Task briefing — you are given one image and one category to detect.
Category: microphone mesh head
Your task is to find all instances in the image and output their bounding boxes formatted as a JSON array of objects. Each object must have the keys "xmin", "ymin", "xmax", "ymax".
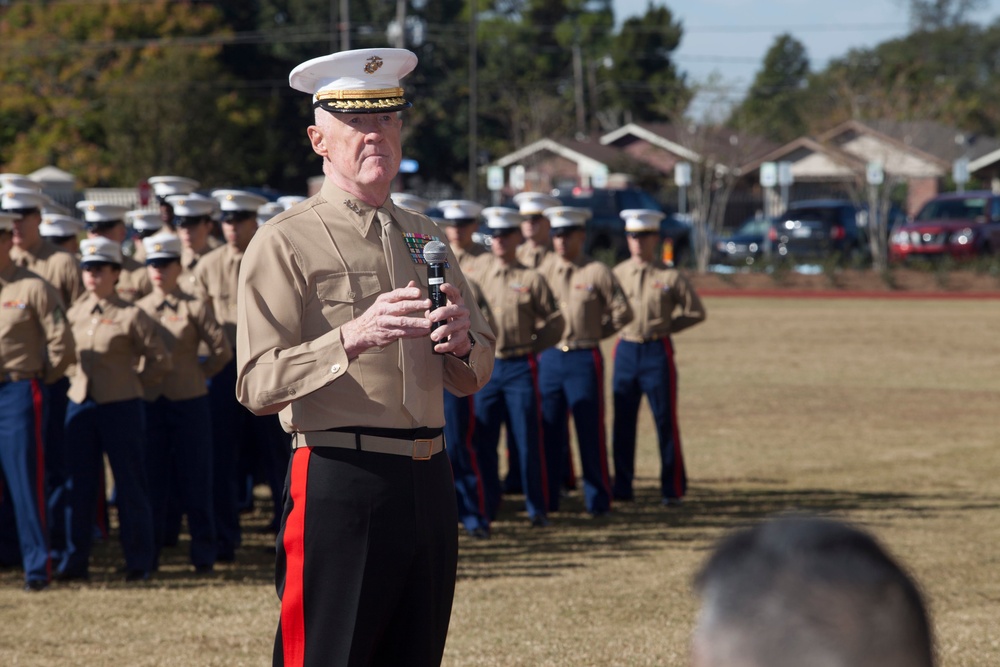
[{"xmin": 422, "ymin": 240, "xmax": 448, "ymax": 264}]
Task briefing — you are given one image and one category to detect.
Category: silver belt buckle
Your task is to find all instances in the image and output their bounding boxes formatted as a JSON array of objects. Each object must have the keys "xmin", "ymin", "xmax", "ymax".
[{"xmin": 412, "ymin": 438, "xmax": 434, "ymax": 460}]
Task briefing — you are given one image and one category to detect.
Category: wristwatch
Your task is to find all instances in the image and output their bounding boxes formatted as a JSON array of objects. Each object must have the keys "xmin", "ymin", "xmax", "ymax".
[{"xmin": 456, "ymin": 332, "xmax": 476, "ymax": 362}]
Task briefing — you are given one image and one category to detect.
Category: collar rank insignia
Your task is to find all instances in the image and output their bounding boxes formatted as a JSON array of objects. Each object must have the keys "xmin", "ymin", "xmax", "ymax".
[
  {"xmin": 343, "ymin": 199, "xmax": 362, "ymax": 214},
  {"xmin": 402, "ymin": 232, "xmax": 450, "ymax": 268}
]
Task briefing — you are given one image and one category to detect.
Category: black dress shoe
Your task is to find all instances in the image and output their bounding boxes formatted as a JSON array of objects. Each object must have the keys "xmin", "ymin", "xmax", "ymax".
[
  {"xmin": 467, "ymin": 527, "xmax": 490, "ymax": 540},
  {"xmin": 530, "ymin": 515, "xmax": 551, "ymax": 528},
  {"xmin": 194, "ymin": 564, "xmax": 214, "ymax": 574},
  {"xmin": 124, "ymin": 570, "xmax": 150, "ymax": 582},
  {"xmin": 53, "ymin": 570, "xmax": 89, "ymax": 583},
  {"xmin": 24, "ymin": 580, "xmax": 48, "ymax": 592}
]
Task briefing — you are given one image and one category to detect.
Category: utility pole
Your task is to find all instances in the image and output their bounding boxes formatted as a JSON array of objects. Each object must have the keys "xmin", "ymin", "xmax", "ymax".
[
  {"xmin": 467, "ymin": 0, "xmax": 478, "ymax": 200},
  {"xmin": 394, "ymin": 0, "xmax": 406, "ymax": 48},
  {"xmin": 572, "ymin": 40, "xmax": 585, "ymax": 138},
  {"xmin": 340, "ymin": 0, "xmax": 350, "ymax": 50}
]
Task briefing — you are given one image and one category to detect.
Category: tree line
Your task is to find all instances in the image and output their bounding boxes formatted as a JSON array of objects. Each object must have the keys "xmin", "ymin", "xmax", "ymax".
[{"xmin": 1, "ymin": 0, "xmax": 997, "ymax": 199}]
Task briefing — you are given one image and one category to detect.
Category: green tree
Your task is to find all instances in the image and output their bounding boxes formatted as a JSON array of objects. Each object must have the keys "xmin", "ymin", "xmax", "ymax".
[
  {"xmin": 605, "ymin": 3, "xmax": 689, "ymax": 123},
  {"xmin": 730, "ymin": 33, "xmax": 809, "ymax": 143},
  {"xmin": 907, "ymin": 0, "xmax": 986, "ymax": 29}
]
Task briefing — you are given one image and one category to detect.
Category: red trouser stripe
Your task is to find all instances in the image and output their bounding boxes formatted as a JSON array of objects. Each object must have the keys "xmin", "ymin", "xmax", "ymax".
[
  {"xmin": 661, "ymin": 338, "xmax": 685, "ymax": 496},
  {"xmin": 281, "ymin": 447, "xmax": 312, "ymax": 667},
  {"xmin": 463, "ymin": 395, "xmax": 487, "ymax": 516},
  {"xmin": 30, "ymin": 379, "xmax": 50, "ymax": 579},
  {"xmin": 591, "ymin": 349, "xmax": 612, "ymax": 505},
  {"xmin": 527, "ymin": 354, "xmax": 550, "ymax": 510}
]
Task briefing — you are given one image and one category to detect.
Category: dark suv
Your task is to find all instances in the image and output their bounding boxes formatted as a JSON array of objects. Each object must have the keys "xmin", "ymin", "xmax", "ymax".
[
  {"xmin": 890, "ymin": 191, "xmax": 1000, "ymax": 261},
  {"xmin": 766, "ymin": 199, "xmax": 868, "ymax": 262}
]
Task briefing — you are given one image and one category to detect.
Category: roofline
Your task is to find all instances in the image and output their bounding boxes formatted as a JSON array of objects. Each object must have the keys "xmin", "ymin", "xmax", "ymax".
[
  {"xmin": 817, "ymin": 119, "xmax": 950, "ymax": 169},
  {"xmin": 493, "ymin": 138, "xmax": 608, "ymax": 172},
  {"xmin": 599, "ymin": 123, "xmax": 702, "ymax": 162}
]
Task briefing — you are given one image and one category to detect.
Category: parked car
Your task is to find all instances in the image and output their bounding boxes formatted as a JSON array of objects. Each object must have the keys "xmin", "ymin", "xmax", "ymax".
[
  {"xmin": 766, "ymin": 199, "xmax": 868, "ymax": 263},
  {"xmin": 714, "ymin": 216, "xmax": 774, "ymax": 265},
  {"xmin": 890, "ymin": 190, "xmax": 1000, "ymax": 262}
]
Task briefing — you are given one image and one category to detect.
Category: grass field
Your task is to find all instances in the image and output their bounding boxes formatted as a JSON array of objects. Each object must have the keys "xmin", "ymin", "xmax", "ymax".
[{"xmin": 2, "ymin": 295, "xmax": 999, "ymax": 666}]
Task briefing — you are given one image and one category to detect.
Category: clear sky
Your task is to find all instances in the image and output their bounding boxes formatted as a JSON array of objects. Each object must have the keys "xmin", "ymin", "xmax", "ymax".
[{"xmin": 612, "ymin": 0, "xmax": 1000, "ymax": 115}]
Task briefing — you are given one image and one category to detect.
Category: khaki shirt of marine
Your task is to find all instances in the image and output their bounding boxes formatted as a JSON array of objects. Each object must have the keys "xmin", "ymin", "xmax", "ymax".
[
  {"xmin": 115, "ymin": 255, "xmax": 153, "ymax": 303},
  {"xmin": 11, "ymin": 238, "xmax": 83, "ymax": 308},
  {"xmin": 65, "ymin": 292, "xmax": 173, "ymax": 404},
  {"xmin": 613, "ymin": 259, "xmax": 707, "ymax": 341},
  {"xmin": 179, "ymin": 245, "xmax": 216, "ymax": 297},
  {"xmin": 136, "ymin": 287, "xmax": 233, "ymax": 401},
  {"xmin": 477, "ymin": 257, "xmax": 564, "ymax": 357},
  {"xmin": 194, "ymin": 244, "xmax": 242, "ymax": 349},
  {"xmin": 516, "ymin": 242, "xmax": 550, "ymax": 270},
  {"xmin": 235, "ymin": 179, "xmax": 496, "ymax": 433},
  {"xmin": 539, "ymin": 254, "xmax": 633, "ymax": 349},
  {"xmin": 0, "ymin": 264, "xmax": 75, "ymax": 383}
]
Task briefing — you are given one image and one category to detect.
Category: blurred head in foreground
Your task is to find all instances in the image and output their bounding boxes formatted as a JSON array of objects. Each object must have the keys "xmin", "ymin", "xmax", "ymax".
[{"xmin": 692, "ymin": 516, "xmax": 934, "ymax": 667}]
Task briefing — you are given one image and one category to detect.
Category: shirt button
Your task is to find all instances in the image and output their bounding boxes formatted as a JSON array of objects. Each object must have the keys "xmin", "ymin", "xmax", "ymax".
[
  {"xmin": 330, "ymin": 364, "xmax": 341, "ymax": 374},
  {"xmin": 87, "ymin": 330, "xmax": 94, "ymax": 336},
  {"xmin": 348, "ymin": 291, "xmax": 355, "ymax": 299},
  {"xmin": 288, "ymin": 388, "xmax": 296, "ymax": 396}
]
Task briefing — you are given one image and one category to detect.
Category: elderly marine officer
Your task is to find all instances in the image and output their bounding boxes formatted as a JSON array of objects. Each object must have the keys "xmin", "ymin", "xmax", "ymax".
[
  {"xmin": 136, "ymin": 232, "xmax": 232, "ymax": 572},
  {"xmin": 148, "ymin": 175, "xmax": 199, "ymax": 230},
  {"xmin": 236, "ymin": 48, "xmax": 494, "ymax": 667},
  {"xmin": 125, "ymin": 209, "xmax": 164, "ymax": 263},
  {"xmin": 538, "ymin": 206, "xmax": 632, "ymax": 517},
  {"xmin": 514, "ymin": 192, "xmax": 560, "ymax": 269},
  {"xmin": 611, "ymin": 209, "xmax": 705, "ymax": 505},
  {"xmin": 474, "ymin": 206, "xmax": 563, "ymax": 527},
  {"xmin": 2, "ymin": 187, "xmax": 82, "ymax": 561},
  {"xmin": 40, "ymin": 214, "xmax": 85, "ymax": 255},
  {"xmin": 0, "ymin": 211, "xmax": 74, "ymax": 591},
  {"xmin": 435, "ymin": 198, "xmax": 492, "ymax": 538},
  {"xmin": 58, "ymin": 237, "xmax": 172, "ymax": 582},
  {"xmin": 198, "ymin": 189, "xmax": 289, "ymax": 556},
  {"xmin": 77, "ymin": 200, "xmax": 152, "ymax": 303}
]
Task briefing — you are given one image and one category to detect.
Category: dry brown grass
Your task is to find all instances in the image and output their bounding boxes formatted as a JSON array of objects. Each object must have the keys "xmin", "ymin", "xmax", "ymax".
[{"xmin": 2, "ymin": 295, "xmax": 999, "ymax": 666}]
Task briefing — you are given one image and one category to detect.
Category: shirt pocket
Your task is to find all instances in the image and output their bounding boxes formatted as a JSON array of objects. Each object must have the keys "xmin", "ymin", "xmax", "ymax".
[
  {"xmin": 316, "ymin": 271, "xmax": 383, "ymax": 321},
  {"xmin": 0, "ymin": 305, "xmax": 33, "ymax": 362}
]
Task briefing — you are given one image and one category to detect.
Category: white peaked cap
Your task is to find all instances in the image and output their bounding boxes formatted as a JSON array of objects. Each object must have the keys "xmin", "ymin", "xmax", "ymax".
[
  {"xmin": 544, "ymin": 206, "xmax": 592, "ymax": 229},
  {"xmin": 142, "ymin": 232, "xmax": 183, "ymax": 261},
  {"xmin": 40, "ymin": 214, "xmax": 86, "ymax": 237},
  {"xmin": 76, "ymin": 200, "xmax": 129, "ymax": 224},
  {"xmin": 149, "ymin": 176, "xmax": 199, "ymax": 198},
  {"xmin": 438, "ymin": 199, "xmax": 484, "ymax": 221},
  {"xmin": 513, "ymin": 192, "xmax": 561, "ymax": 216},
  {"xmin": 390, "ymin": 192, "xmax": 430, "ymax": 214},
  {"xmin": 80, "ymin": 237, "xmax": 123, "ymax": 265},
  {"xmin": 482, "ymin": 207, "xmax": 521, "ymax": 230},
  {"xmin": 620, "ymin": 208, "xmax": 665, "ymax": 233},
  {"xmin": 126, "ymin": 210, "xmax": 163, "ymax": 232},
  {"xmin": 211, "ymin": 189, "xmax": 269, "ymax": 213},
  {"xmin": 289, "ymin": 48, "xmax": 417, "ymax": 113}
]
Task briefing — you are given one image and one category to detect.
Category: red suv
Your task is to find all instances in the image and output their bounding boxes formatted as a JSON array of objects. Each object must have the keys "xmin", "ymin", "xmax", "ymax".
[{"xmin": 890, "ymin": 191, "xmax": 1000, "ymax": 261}]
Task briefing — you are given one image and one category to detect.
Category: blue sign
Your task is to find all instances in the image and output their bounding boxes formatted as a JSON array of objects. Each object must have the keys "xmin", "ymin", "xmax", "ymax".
[{"xmin": 399, "ymin": 159, "xmax": 419, "ymax": 174}]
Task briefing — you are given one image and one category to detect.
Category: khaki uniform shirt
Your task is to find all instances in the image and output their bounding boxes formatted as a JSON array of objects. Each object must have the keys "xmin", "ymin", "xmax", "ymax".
[
  {"xmin": 477, "ymin": 257, "xmax": 563, "ymax": 357},
  {"xmin": 613, "ymin": 259, "xmax": 707, "ymax": 341},
  {"xmin": 539, "ymin": 254, "xmax": 633, "ymax": 349},
  {"xmin": 516, "ymin": 242, "xmax": 551, "ymax": 270},
  {"xmin": 194, "ymin": 245, "xmax": 242, "ymax": 349},
  {"xmin": 116, "ymin": 256, "xmax": 153, "ymax": 303},
  {"xmin": 0, "ymin": 264, "xmax": 74, "ymax": 383},
  {"xmin": 136, "ymin": 287, "xmax": 233, "ymax": 401},
  {"xmin": 235, "ymin": 179, "xmax": 495, "ymax": 433},
  {"xmin": 180, "ymin": 245, "xmax": 216, "ymax": 297},
  {"xmin": 11, "ymin": 238, "xmax": 83, "ymax": 308},
  {"xmin": 453, "ymin": 243, "xmax": 489, "ymax": 280},
  {"xmin": 66, "ymin": 292, "xmax": 172, "ymax": 404}
]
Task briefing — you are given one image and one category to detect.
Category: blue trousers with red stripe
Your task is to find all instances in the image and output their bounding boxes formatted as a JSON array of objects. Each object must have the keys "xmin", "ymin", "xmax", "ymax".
[
  {"xmin": 443, "ymin": 390, "xmax": 488, "ymax": 533},
  {"xmin": 0, "ymin": 379, "xmax": 50, "ymax": 584},
  {"xmin": 273, "ymin": 446, "xmax": 457, "ymax": 667},
  {"xmin": 538, "ymin": 348, "xmax": 612, "ymax": 515},
  {"xmin": 474, "ymin": 355, "xmax": 549, "ymax": 521},
  {"xmin": 611, "ymin": 338, "xmax": 687, "ymax": 500},
  {"xmin": 60, "ymin": 398, "xmax": 155, "ymax": 576}
]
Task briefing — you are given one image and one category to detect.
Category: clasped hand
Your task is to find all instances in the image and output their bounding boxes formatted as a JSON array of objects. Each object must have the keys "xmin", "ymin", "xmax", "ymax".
[{"xmin": 341, "ymin": 280, "xmax": 472, "ymax": 359}]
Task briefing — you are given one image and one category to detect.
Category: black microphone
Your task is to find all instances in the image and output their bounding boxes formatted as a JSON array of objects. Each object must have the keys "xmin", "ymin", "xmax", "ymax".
[{"xmin": 422, "ymin": 241, "xmax": 449, "ymax": 338}]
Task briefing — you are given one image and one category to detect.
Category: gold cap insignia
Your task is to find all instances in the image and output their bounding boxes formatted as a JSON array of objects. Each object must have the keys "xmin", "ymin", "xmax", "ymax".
[
  {"xmin": 154, "ymin": 243, "xmax": 163, "ymax": 251},
  {"xmin": 364, "ymin": 56, "xmax": 384, "ymax": 74},
  {"xmin": 86, "ymin": 246, "xmax": 97, "ymax": 254}
]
